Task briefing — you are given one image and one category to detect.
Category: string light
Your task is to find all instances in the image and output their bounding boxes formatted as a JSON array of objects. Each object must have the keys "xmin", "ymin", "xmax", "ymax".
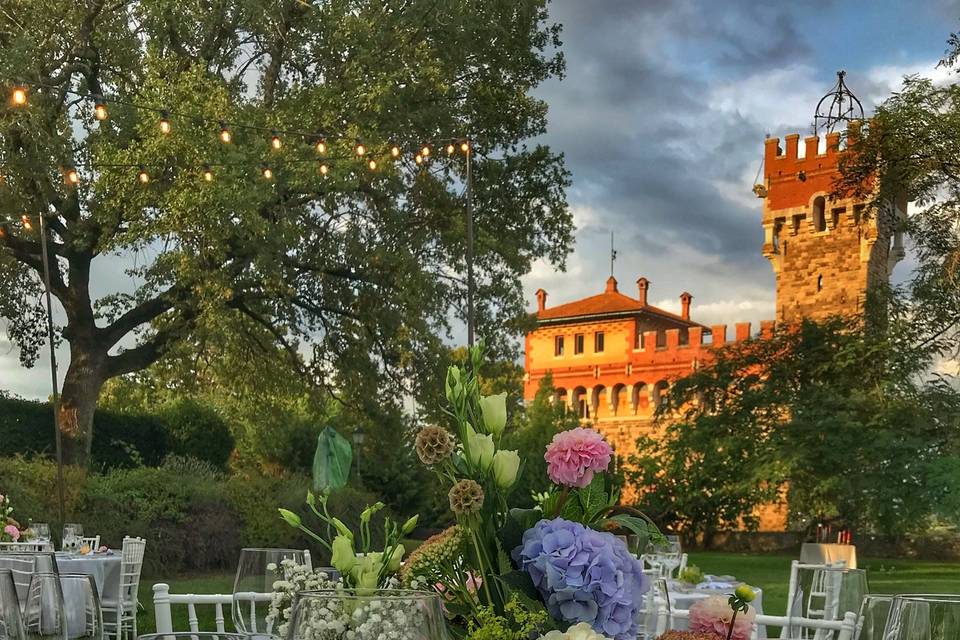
[
  {"xmin": 319, "ymin": 162, "xmax": 329, "ymax": 176},
  {"xmin": 159, "ymin": 110, "xmax": 171, "ymax": 134},
  {"xmin": 421, "ymin": 144, "xmax": 431, "ymax": 157},
  {"xmin": 316, "ymin": 138, "xmax": 327, "ymax": 154},
  {"xmin": 94, "ymin": 97, "xmax": 108, "ymax": 121},
  {"xmin": 261, "ymin": 164, "xmax": 273, "ymax": 180},
  {"xmin": 137, "ymin": 165, "xmax": 150, "ymax": 184},
  {"xmin": 65, "ymin": 168, "xmax": 80, "ymax": 185},
  {"xmin": 219, "ymin": 121, "xmax": 232, "ymax": 143},
  {"xmin": 21, "ymin": 214, "xmax": 32, "ymax": 230},
  {"xmin": 460, "ymin": 140, "xmax": 470, "ymax": 153},
  {"xmin": 446, "ymin": 143, "xmax": 455, "ymax": 155},
  {"xmin": 11, "ymin": 87, "xmax": 27, "ymax": 106},
  {"xmin": 415, "ymin": 153, "xmax": 423, "ymax": 164},
  {"xmin": 368, "ymin": 159, "xmax": 377, "ymax": 170},
  {"xmin": 354, "ymin": 140, "xmax": 366, "ymax": 156},
  {"xmin": 202, "ymin": 165, "xmax": 214, "ymax": 182},
  {"xmin": 271, "ymin": 130, "xmax": 282, "ymax": 150},
  {"xmin": 390, "ymin": 144, "xmax": 401, "ymax": 157}
]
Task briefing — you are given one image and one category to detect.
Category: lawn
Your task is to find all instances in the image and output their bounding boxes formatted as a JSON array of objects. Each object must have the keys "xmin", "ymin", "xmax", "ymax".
[{"xmin": 136, "ymin": 553, "xmax": 960, "ymax": 634}]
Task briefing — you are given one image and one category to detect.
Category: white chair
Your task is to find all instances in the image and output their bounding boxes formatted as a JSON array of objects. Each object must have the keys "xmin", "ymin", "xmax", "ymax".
[
  {"xmin": 0, "ymin": 552, "xmax": 58, "ymax": 603},
  {"xmin": 80, "ymin": 536, "xmax": 101, "ymax": 551},
  {"xmin": 152, "ymin": 583, "xmax": 233, "ymax": 633},
  {"xmin": 678, "ymin": 552, "xmax": 688, "ymax": 574},
  {"xmin": 654, "ymin": 603, "xmax": 856, "ymax": 640},
  {"xmin": 102, "ymin": 536, "xmax": 146, "ymax": 640}
]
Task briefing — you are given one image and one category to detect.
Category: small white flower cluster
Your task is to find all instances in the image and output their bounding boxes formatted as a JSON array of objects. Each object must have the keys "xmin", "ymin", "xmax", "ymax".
[
  {"xmin": 266, "ymin": 559, "xmax": 340, "ymax": 639},
  {"xmin": 541, "ymin": 622, "xmax": 612, "ymax": 640},
  {"xmin": 290, "ymin": 581, "xmax": 431, "ymax": 640}
]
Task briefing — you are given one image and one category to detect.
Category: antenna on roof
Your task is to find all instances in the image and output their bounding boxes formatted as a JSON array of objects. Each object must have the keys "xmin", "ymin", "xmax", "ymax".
[{"xmin": 610, "ymin": 231, "xmax": 618, "ymax": 278}]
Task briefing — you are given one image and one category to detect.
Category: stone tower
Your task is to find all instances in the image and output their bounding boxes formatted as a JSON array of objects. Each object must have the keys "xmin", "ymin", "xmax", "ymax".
[{"xmin": 760, "ymin": 123, "xmax": 906, "ymax": 323}]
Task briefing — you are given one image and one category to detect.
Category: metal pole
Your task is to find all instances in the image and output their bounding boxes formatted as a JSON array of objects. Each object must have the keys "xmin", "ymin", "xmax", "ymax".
[
  {"xmin": 465, "ymin": 140, "xmax": 475, "ymax": 348},
  {"xmin": 38, "ymin": 213, "xmax": 66, "ymax": 529}
]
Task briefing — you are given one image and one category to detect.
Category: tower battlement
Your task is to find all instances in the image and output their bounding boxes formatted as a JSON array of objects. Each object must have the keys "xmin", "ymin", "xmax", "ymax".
[{"xmin": 762, "ymin": 124, "xmax": 859, "ymax": 211}]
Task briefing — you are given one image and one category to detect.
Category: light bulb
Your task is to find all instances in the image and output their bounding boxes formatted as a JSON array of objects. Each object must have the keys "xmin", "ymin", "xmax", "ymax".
[
  {"xmin": 137, "ymin": 166, "xmax": 150, "ymax": 184},
  {"xmin": 415, "ymin": 154, "xmax": 423, "ymax": 164},
  {"xmin": 11, "ymin": 87, "xmax": 27, "ymax": 106},
  {"xmin": 21, "ymin": 214, "xmax": 32, "ymax": 230},
  {"xmin": 66, "ymin": 169, "xmax": 79, "ymax": 185},
  {"xmin": 202, "ymin": 165, "xmax": 214, "ymax": 182},
  {"xmin": 390, "ymin": 145, "xmax": 400, "ymax": 157},
  {"xmin": 271, "ymin": 130, "xmax": 282, "ymax": 150},
  {"xmin": 446, "ymin": 143, "xmax": 455, "ymax": 155},
  {"xmin": 262, "ymin": 165, "xmax": 273, "ymax": 180},
  {"xmin": 319, "ymin": 163, "xmax": 329, "ymax": 176},
  {"xmin": 219, "ymin": 122, "xmax": 232, "ymax": 143},
  {"xmin": 421, "ymin": 145, "xmax": 430, "ymax": 157},
  {"xmin": 368, "ymin": 159, "xmax": 377, "ymax": 170},
  {"xmin": 94, "ymin": 100, "xmax": 108, "ymax": 121},
  {"xmin": 316, "ymin": 138, "xmax": 327, "ymax": 154},
  {"xmin": 159, "ymin": 110, "xmax": 171, "ymax": 134},
  {"xmin": 460, "ymin": 141, "xmax": 470, "ymax": 153},
  {"xmin": 355, "ymin": 140, "xmax": 366, "ymax": 156}
]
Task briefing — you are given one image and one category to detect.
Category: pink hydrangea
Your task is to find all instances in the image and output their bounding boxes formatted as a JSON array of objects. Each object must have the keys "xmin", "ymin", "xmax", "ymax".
[
  {"xmin": 688, "ymin": 595, "xmax": 755, "ymax": 640},
  {"xmin": 544, "ymin": 428, "xmax": 613, "ymax": 488},
  {"xmin": 3, "ymin": 525, "xmax": 20, "ymax": 541}
]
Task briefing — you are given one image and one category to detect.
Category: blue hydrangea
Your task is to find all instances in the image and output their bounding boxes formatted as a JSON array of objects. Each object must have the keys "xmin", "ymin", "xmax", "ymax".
[{"xmin": 512, "ymin": 518, "xmax": 649, "ymax": 640}]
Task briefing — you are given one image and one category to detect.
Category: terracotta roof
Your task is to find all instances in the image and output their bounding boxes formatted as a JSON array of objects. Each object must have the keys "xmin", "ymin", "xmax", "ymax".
[{"xmin": 536, "ymin": 278, "xmax": 705, "ymax": 328}]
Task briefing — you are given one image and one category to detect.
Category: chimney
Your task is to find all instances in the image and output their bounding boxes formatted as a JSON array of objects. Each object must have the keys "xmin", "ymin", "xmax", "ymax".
[
  {"xmin": 535, "ymin": 288, "xmax": 548, "ymax": 312},
  {"xmin": 680, "ymin": 292, "xmax": 692, "ymax": 321},
  {"xmin": 636, "ymin": 277, "xmax": 649, "ymax": 306},
  {"xmin": 605, "ymin": 276, "xmax": 618, "ymax": 293}
]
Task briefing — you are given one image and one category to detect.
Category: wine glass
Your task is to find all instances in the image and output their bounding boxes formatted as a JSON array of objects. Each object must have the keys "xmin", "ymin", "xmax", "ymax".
[
  {"xmin": 61, "ymin": 526, "xmax": 82, "ymax": 554},
  {"xmin": 659, "ymin": 535, "xmax": 682, "ymax": 579},
  {"xmin": 0, "ymin": 569, "xmax": 26, "ymax": 640},
  {"xmin": 32, "ymin": 525, "xmax": 51, "ymax": 548},
  {"xmin": 22, "ymin": 573, "xmax": 66, "ymax": 640},
  {"xmin": 288, "ymin": 590, "xmax": 449, "ymax": 640},
  {"xmin": 57, "ymin": 575, "xmax": 102, "ymax": 640},
  {"xmin": 854, "ymin": 594, "xmax": 892, "ymax": 640},
  {"xmin": 883, "ymin": 594, "xmax": 960, "ymax": 640},
  {"xmin": 232, "ymin": 548, "xmax": 307, "ymax": 638}
]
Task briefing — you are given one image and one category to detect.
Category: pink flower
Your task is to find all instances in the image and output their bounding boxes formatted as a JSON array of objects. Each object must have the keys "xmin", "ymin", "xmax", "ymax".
[
  {"xmin": 3, "ymin": 525, "xmax": 20, "ymax": 542},
  {"xmin": 544, "ymin": 428, "xmax": 613, "ymax": 488},
  {"xmin": 688, "ymin": 595, "xmax": 756, "ymax": 640}
]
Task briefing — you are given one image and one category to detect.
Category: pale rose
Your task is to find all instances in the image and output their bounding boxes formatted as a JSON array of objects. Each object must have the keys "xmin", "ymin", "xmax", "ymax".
[
  {"xmin": 465, "ymin": 424, "xmax": 495, "ymax": 471},
  {"xmin": 479, "ymin": 393, "xmax": 508, "ymax": 436},
  {"xmin": 688, "ymin": 595, "xmax": 756, "ymax": 640},
  {"xmin": 492, "ymin": 449, "xmax": 521, "ymax": 488},
  {"xmin": 544, "ymin": 428, "xmax": 613, "ymax": 488}
]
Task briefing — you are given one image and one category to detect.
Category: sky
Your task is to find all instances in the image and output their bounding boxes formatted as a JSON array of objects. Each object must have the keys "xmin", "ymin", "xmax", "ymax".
[{"xmin": 2, "ymin": 0, "xmax": 958, "ymax": 399}]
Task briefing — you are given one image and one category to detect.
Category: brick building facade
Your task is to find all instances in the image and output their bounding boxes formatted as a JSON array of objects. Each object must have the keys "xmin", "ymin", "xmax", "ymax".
[{"xmin": 522, "ymin": 125, "xmax": 906, "ymax": 530}]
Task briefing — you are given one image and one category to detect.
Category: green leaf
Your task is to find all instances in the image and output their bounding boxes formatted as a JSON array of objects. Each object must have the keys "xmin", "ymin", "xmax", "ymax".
[
  {"xmin": 605, "ymin": 514, "xmax": 657, "ymax": 550},
  {"xmin": 500, "ymin": 508, "xmax": 541, "ymax": 554},
  {"xmin": 312, "ymin": 426, "xmax": 353, "ymax": 492},
  {"xmin": 577, "ymin": 474, "xmax": 609, "ymax": 522},
  {"xmin": 560, "ymin": 495, "xmax": 585, "ymax": 521}
]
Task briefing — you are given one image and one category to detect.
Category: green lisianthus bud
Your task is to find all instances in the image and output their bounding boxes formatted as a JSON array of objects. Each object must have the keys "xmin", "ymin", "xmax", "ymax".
[
  {"xmin": 277, "ymin": 508, "xmax": 301, "ymax": 528},
  {"xmin": 401, "ymin": 515, "xmax": 419, "ymax": 536},
  {"xmin": 735, "ymin": 584, "xmax": 756, "ymax": 603},
  {"xmin": 331, "ymin": 517, "xmax": 353, "ymax": 541},
  {"xmin": 492, "ymin": 449, "xmax": 521, "ymax": 488},
  {"xmin": 331, "ymin": 535, "xmax": 356, "ymax": 574},
  {"xmin": 387, "ymin": 544, "xmax": 405, "ymax": 572},
  {"xmin": 360, "ymin": 502, "xmax": 385, "ymax": 525},
  {"xmin": 465, "ymin": 424, "xmax": 495, "ymax": 471},
  {"xmin": 479, "ymin": 393, "xmax": 508, "ymax": 436}
]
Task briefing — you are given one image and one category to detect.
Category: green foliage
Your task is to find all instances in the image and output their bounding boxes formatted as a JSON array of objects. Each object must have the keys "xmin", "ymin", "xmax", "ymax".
[
  {"xmin": 311, "ymin": 426, "xmax": 352, "ymax": 492},
  {"xmin": 465, "ymin": 597, "xmax": 549, "ymax": 640},
  {"xmin": 159, "ymin": 398, "xmax": 234, "ymax": 469}
]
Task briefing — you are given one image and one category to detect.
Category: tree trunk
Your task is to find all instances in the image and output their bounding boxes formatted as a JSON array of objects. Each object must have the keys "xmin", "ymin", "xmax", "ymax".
[{"xmin": 58, "ymin": 343, "xmax": 107, "ymax": 467}]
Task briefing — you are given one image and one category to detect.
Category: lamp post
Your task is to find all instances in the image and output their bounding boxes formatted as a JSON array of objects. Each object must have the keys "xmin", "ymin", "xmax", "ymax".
[
  {"xmin": 465, "ymin": 139, "xmax": 475, "ymax": 348},
  {"xmin": 352, "ymin": 426, "xmax": 366, "ymax": 483}
]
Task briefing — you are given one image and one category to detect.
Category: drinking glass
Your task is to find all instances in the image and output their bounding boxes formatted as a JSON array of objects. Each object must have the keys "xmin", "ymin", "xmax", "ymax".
[
  {"xmin": 56, "ymin": 575, "xmax": 101, "ymax": 640},
  {"xmin": 60, "ymin": 526, "xmax": 82, "ymax": 555},
  {"xmin": 288, "ymin": 590, "xmax": 449, "ymax": 640},
  {"xmin": 32, "ymin": 525, "xmax": 51, "ymax": 547},
  {"xmin": 0, "ymin": 569, "xmax": 25, "ymax": 640},
  {"xmin": 854, "ymin": 594, "xmax": 892, "ymax": 640},
  {"xmin": 21, "ymin": 573, "xmax": 66, "ymax": 640},
  {"xmin": 883, "ymin": 594, "xmax": 960, "ymax": 640},
  {"xmin": 232, "ymin": 548, "xmax": 307, "ymax": 638},
  {"xmin": 647, "ymin": 536, "xmax": 681, "ymax": 579},
  {"xmin": 787, "ymin": 566, "xmax": 868, "ymax": 636}
]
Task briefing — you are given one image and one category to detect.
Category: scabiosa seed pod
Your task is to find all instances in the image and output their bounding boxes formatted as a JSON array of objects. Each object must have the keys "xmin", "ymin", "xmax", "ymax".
[
  {"xmin": 415, "ymin": 425, "xmax": 455, "ymax": 465},
  {"xmin": 448, "ymin": 479, "xmax": 484, "ymax": 515}
]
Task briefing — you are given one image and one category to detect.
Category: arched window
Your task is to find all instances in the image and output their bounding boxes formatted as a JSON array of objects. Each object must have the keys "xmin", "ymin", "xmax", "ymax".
[
  {"xmin": 572, "ymin": 386, "xmax": 589, "ymax": 419},
  {"xmin": 812, "ymin": 196, "xmax": 827, "ymax": 232},
  {"xmin": 632, "ymin": 382, "xmax": 648, "ymax": 414},
  {"xmin": 652, "ymin": 380, "xmax": 670, "ymax": 408},
  {"xmin": 554, "ymin": 388, "xmax": 568, "ymax": 407},
  {"xmin": 611, "ymin": 384, "xmax": 626, "ymax": 416},
  {"xmin": 591, "ymin": 385, "xmax": 605, "ymax": 419}
]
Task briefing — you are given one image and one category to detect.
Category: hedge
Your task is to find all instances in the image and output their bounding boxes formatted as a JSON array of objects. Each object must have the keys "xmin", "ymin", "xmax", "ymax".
[
  {"xmin": 0, "ymin": 456, "xmax": 392, "ymax": 576},
  {"xmin": 0, "ymin": 396, "xmax": 232, "ymax": 470}
]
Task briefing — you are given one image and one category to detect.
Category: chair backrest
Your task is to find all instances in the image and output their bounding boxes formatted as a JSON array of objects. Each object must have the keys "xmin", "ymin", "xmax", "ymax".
[
  {"xmin": 152, "ymin": 583, "xmax": 232, "ymax": 634},
  {"xmin": 0, "ymin": 552, "xmax": 58, "ymax": 604},
  {"xmin": 0, "ymin": 542, "xmax": 53, "ymax": 553},
  {"xmin": 781, "ymin": 560, "xmax": 847, "ymax": 635},
  {"xmin": 119, "ymin": 537, "xmax": 146, "ymax": 607},
  {"xmin": 678, "ymin": 552, "xmax": 688, "ymax": 574},
  {"xmin": 80, "ymin": 536, "xmax": 101, "ymax": 551}
]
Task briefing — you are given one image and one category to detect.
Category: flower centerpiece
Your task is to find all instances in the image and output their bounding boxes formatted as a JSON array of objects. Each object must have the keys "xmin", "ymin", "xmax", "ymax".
[{"xmin": 0, "ymin": 493, "xmax": 24, "ymax": 542}]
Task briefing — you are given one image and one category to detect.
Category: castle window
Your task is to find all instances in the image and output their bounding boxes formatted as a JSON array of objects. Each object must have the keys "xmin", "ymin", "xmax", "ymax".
[
  {"xmin": 594, "ymin": 331, "xmax": 605, "ymax": 353},
  {"xmin": 554, "ymin": 335, "xmax": 564, "ymax": 356},
  {"xmin": 574, "ymin": 333, "xmax": 585, "ymax": 354},
  {"xmin": 813, "ymin": 196, "xmax": 827, "ymax": 232},
  {"xmin": 817, "ymin": 274, "xmax": 823, "ymax": 291}
]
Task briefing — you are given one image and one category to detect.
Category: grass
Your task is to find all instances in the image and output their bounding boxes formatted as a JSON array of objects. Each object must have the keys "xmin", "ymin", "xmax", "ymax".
[{"xmin": 134, "ymin": 553, "xmax": 960, "ymax": 634}]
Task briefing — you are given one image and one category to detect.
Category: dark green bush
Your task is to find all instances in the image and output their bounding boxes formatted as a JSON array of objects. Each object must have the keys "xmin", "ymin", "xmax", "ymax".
[{"xmin": 160, "ymin": 398, "xmax": 234, "ymax": 469}]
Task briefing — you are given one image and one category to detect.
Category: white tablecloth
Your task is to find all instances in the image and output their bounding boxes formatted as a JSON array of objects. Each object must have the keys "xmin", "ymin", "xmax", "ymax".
[
  {"xmin": 668, "ymin": 582, "xmax": 766, "ymax": 640},
  {"xmin": 55, "ymin": 552, "xmax": 122, "ymax": 598},
  {"xmin": 799, "ymin": 543, "xmax": 857, "ymax": 569}
]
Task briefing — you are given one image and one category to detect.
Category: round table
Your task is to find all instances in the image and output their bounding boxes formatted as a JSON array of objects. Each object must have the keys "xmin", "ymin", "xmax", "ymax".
[{"xmin": 56, "ymin": 552, "xmax": 122, "ymax": 597}]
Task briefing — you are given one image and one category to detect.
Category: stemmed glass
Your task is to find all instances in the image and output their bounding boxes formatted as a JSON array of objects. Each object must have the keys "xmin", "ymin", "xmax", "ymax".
[
  {"xmin": 232, "ymin": 548, "xmax": 307, "ymax": 638},
  {"xmin": 21, "ymin": 573, "xmax": 66, "ymax": 640},
  {"xmin": 882, "ymin": 594, "xmax": 960, "ymax": 640},
  {"xmin": 31, "ymin": 525, "xmax": 51, "ymax": 550},
  {"xmin": 288, "ymin": 590, "xmax": 449, "ymax": 640},
  {"xmin": 0, "ymin": 569, "xmax": 26, "ymax": 640},
  {"xmin": 646, "ymin": 536, "xmax": 681, "ymax": 579},
  {"xmin": 60, "ymin": 526, "xmax": 82, "ymax": 554}
]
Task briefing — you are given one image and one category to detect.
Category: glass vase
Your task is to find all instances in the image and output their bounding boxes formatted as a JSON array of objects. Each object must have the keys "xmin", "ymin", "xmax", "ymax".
[{"xmin": 288, "ymin": 589, "xmax": 449, "ymax": 640}]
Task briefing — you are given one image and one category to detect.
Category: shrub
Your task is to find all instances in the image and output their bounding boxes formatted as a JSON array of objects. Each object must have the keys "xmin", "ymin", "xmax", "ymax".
[{"xmin": 160, "ymin": 398, "xmax": 234, "ymax": 470}]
